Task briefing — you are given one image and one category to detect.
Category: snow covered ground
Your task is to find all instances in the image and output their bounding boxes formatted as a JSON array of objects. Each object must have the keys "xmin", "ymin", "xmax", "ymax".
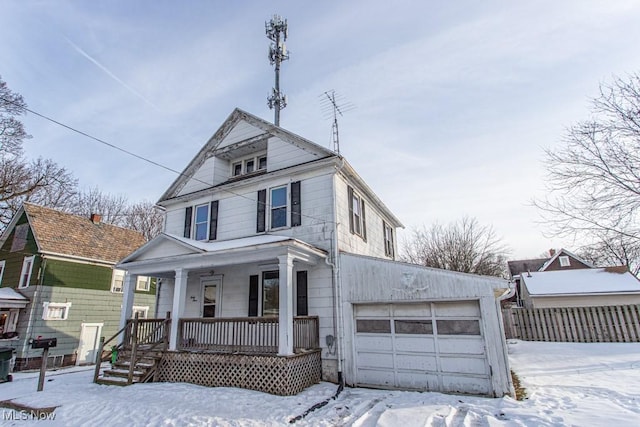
[{"xmin": 0, "ymin": 340, "xmax": 639, "ymax": 426}]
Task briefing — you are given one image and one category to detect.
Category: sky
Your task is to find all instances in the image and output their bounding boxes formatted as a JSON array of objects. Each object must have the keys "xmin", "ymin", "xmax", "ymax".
[
  {"xmin": 2, "ymin": 1, "xmax": 640, "ymax": 259},
  {"xmin": 1, "ymin": 341, "xmax": 640, "ymax": 425}
]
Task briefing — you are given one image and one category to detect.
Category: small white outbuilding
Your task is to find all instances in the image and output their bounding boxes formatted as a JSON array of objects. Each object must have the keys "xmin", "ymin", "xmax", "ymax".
[{"xmin": 339, "ymin": 253, "xmax": 513, "ymax": 397}]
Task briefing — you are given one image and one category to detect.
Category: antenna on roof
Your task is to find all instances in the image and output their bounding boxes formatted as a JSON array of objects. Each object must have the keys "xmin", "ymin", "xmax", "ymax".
[
  {"xmin": 319, "ymin": 90, "xmax": 355, "ymax": 154},
  {"xmin": 266, "ymin": 15, "xmax": 289, "ymax": 127}
]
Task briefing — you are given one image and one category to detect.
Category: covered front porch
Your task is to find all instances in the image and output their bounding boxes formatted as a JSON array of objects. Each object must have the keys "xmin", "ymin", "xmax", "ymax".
[{"xmin": 103, "ymin": 233, "xmax": 329, "ymax": 395}]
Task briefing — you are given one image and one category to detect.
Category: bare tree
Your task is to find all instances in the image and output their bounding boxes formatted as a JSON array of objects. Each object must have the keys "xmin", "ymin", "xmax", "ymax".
[
  {"xmin": 68, "ymin": 187, "xmax": 129, "ymax": 225},
  {"xmin": 0, "ymin": 75, "xmax": 30, "ymax": 158},
  {"xmin": 0, "ymin": 157, "xmax": 77, "ymax": 228},
  {"xmin": 400, "ymin": 216, "xmax": 510, "ymax": 278},
  {"xmin": 536, "ymin": 73, "xmax": 640, "ymax": 271},
  {"xmin": 123, "ymin": 201, "xmax": 164, "ymax": 241},
  {"xmin": 577, "ymin": 237, "xmax": 640, "ymax": 276}
]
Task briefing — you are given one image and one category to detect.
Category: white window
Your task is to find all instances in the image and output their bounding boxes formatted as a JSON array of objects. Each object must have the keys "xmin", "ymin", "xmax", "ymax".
[
  {"xmin": 132, "ymin": 305, "xmax": 149, "ymax": 319},
  {"xmin": 0, "ymin": 260, "xmax": 5, "ymax": 285},
  {"xmin": 384, "ymin": 222, "xmax": 394, "ymax": 258},
  {"xmin": 230, "ymin": 153, "xmax": 267, "ymax": 177},
  {"xmin": 18, "ymin": 256, "xmax": 35, "ymax": 289},
  {"xmin": 559, "ymin": 256, "xmax": 571, "ymax": 267},
  {"xmin": 42, "ymin": 302, "xmax": 72, "ymax": 321},
  {"xmin": 136, "ymin": 276, "xmax": 151, "ymax": 292},
  {"xmin": 352, "ymin": 193, "xmax": 363, "ymax": 236},
  {"xmin": 111, "ymin": 269, "xmax": 125, "ymax": 293},
  {"xmin": 194, "ymin": 204, "xmax": 209, "ymax": 241},
  {"xmin": 270, "ymin": 186, "xmax": 288, "ymax": 229}
]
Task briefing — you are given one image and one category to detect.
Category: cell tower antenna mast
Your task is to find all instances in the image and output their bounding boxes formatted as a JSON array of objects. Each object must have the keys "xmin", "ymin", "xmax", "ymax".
[
  {"xmin": 265, "ymin": 15, "xmax": 289, "ymax": 126},
  {"xmin": 320, "ymin": 90, "xmax": 356, "ymax": 154}
]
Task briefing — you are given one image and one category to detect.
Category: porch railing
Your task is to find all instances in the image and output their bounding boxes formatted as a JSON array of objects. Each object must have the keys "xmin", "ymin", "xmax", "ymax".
[{"xmin": 178, "ymin": 316, "xmax": 319, "ymax": 354}]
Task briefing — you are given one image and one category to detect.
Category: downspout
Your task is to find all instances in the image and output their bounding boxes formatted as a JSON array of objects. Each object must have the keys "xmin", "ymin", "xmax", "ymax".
[
  {"xmin": 22, "ymin": 257, "xmax": 46, "ymax": 362},
  {"xmin": 325, "ymin": 158, "xmax": 346, "ymax": 389}
]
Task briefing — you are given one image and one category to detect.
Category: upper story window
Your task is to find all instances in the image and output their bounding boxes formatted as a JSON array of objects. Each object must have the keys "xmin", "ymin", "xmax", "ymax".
[
  {"xmin": 384, "ymin": 222, "xmax": 394, "ymax": 258},
  {"xmin": 559, "ymin": 256, "xmax": 570, "ymax": 267},
  {"xmin": 11, "ymin": 224, "xmax": 28, "ymax": 252},
  {"xmin": 231, "ymin": 153, "xmax": 267, "ymax": 177},
  {"xmin": 348, "ymin": 186, "xmax": 367, "ymax": 241},
  {"xmin": 256, "ymin": 181, "xmax": 301, "ymax": 232},
  {"xmin": 18, "ymin": 256, "xmax": 35, "ymax": 289},
  {"xmin": 184, "ymin": 201, "xmax": 219, "ymax": 241},
  {"xmin": 0, "ymin": 260, "xmax": 5, "ymax": 285},
  {"xmin": 111, "ymin": 269, "xmax": 125, "ymax": 293},
  {"xmin": 194, "ymin": 204, "xmax": 209, "ymax": 241},
  {"xmin": 136, "ymin": 276, "xmax": 151, "ymax": 292},
  {"xmin": 270, "ymin": 186, "xmax": 288, "ymax": 229}
]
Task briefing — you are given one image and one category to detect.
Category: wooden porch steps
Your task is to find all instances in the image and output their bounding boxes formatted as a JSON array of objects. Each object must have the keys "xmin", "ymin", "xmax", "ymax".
[{"xmin": 95, "ymin": 349, "xmax": 164, "ymax": 386}]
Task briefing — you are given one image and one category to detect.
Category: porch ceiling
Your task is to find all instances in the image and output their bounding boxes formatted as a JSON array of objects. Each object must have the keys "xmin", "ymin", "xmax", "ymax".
[{"xmin": 117, "ymin": 233, "xmax": 326, "ymax": 276}]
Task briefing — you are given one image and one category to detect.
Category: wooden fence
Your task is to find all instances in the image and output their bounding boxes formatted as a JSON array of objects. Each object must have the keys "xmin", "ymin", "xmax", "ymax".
[{"xmin": 502, "ymin": 305, "xmax": 640, "ymax": 342}]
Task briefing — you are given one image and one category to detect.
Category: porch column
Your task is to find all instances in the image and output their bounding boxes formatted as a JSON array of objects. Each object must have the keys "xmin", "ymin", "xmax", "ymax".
[
  {"xmin": 118, "ymin": 272, "xmax": 137, "ymax": 341},
  {"xmin": 169, "ymin": 268, "xmax": 188, "ymax": 351},
  {"xmin": 278, "ymin": 254, "xmax": 295, "ymax": 356}
]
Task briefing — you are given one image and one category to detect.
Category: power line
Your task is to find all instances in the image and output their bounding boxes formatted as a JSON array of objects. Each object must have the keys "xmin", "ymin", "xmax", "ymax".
[{"xmin": 0, "ymin": 96, "xmax": 335, "ymax": 226}]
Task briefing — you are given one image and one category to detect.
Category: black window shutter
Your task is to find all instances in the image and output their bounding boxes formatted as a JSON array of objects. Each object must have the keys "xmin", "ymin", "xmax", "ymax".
[
  {"xmin": 248, "ymin": 275, "xmax": 259, "ymax": 317},
  {"xmin": 361, "ymin": 200, "xmax": 367, "ymax": 241},
  {"xmin": 183, "ymin": 206, "xmax": 193, "ymax": 238},
  {"xmin": 257, "ymin": 189, "xmax": 266, "ymax": 232},
  {"xmin": 347, "ymin": 186, "xmax": 354, "ymax": 234},
  {"xmin": 209, "ymin": 201, "xmax": 219, "ymax": 240},
  {"xmin": 291, "ymin": 181, "xmax": 301, "ymax": 227},
  {"xmin": 296, "ymin": 271, "xmax": 308, "ymax": 316}
]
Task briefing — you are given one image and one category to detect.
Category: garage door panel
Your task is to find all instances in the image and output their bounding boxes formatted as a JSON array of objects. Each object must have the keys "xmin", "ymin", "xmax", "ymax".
[
  {"xmin": 442, "ymin": 375, "xmax": 491, "ymax": 395},
  {"xmin": 394, "ymin": 335, "xmax": 436, "ymax": 352},
  {"xmin": 438, "ymin": 337, "xmax": 484, "ymax": 355},
  {"xmin": 358, "ymin": 368, "xmax": 395, "ymax": 387},
  {"xmin": 396, "ymin": 372, "xmax": 438, "ymax": 390},
  {"xmin": 391, "ymin": 303, "xmax": 431, "ymax": 317},
  {"xmin": 357, "ymin": 351, "xmax": 394, "ymax": 369},
  {"xmin": 440, "ymin": 356, "xmax": 487, "ymax": 375},
  {"xmin": 355, "ymin": 335, "xmax": 393, "ymax": 350},
  {"xmin": 395, "ymin": 353, "xmax": 437, "ymax": 371},
  {"xmin": 433, "ymin": 301, "xmax": 480, "ymax": 317},
  {"xmin": 356, "ymin": 304, "xmax": 391, "ymax": 317}
]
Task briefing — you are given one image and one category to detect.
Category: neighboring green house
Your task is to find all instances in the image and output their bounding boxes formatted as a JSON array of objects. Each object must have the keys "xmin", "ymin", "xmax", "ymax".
[{"xmin": 0, "ymin": 203, "xmax": 155, "ymax": 370}]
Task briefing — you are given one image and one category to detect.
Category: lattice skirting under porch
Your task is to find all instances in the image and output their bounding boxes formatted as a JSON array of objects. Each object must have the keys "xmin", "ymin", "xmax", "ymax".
[{"xmin": 157, "ymin": 350, "xmax": 322, "ymax": 396}]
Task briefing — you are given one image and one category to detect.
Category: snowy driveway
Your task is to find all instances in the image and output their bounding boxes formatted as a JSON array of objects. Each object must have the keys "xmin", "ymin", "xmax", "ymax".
[{"xmin": 1, "ymin": 341, "xmax": 639, "ymax": 426}]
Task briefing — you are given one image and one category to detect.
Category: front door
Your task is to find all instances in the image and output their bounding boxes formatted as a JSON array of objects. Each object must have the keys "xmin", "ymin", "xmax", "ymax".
[
  {"xmin": 76, "ymin": 323, "xmax": 103, "ymax": 365},
  {"xmin": 202, "ymin": 277, "xmax": 222, "ymax": 317}
]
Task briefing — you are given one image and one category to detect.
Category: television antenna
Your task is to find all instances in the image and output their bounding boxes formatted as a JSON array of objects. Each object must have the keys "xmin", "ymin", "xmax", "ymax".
[
  {"xmin": 319, "ymin": 90, "xmax": 355, "ymax": 154},
  {"xmin": 265, "ymin": 15, "xmax": 289, "ymax": 126}
]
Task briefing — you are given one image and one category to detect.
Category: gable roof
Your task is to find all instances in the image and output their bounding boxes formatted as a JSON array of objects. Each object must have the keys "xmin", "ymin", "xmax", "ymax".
[
  {"xmin": 159, "ymin": 108, "xmax": 337, "ymax": 202},
  {"xmin": 539, "ymin": 248, "xmax": 593, "ymax": 271},
  {"xmin": 507, "ymin": 258, "xmax": 549, "ymax": 278},
  {"xmin": 16, "ymin": 203, "xmax": 146, "ymax": 264},
  {"xmin": 521, "ymin": 267, "xmax": 640, "ymax": 296}
]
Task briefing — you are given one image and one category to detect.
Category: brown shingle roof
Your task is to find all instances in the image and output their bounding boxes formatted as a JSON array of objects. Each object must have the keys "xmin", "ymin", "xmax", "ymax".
[{"xmin": 24, "ymin": 203, "xmax": 145, "ymax": 264}]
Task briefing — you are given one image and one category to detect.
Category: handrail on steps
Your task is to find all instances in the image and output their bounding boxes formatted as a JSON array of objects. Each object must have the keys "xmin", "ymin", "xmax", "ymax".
[{"xmin": 93, "ymin": 314, "xmax": 171, "ymax": 385}]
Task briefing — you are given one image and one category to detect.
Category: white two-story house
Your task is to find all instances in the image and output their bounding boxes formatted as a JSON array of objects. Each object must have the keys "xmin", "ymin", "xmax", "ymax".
[{"xmin": 108, "ymin": 108, "xmax": 512, "ymax": 397}]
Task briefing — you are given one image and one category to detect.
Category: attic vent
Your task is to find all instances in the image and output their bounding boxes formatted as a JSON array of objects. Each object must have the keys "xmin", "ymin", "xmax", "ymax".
[
  {"xmin": 90, "ymin": 214, "xmax": 101, "ymax": 224},
  {"xmin": 559, "ymin": 256, "xmax": 570, "ymax": 267}
]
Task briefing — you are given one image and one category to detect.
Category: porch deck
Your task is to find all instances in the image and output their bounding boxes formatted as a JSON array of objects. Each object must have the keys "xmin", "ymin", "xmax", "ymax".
[{"xmin": 96, "ymin": 316, "xmax": 322, "ymax": 395}]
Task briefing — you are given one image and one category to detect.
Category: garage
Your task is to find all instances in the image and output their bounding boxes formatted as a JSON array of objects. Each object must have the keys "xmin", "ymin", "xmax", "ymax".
[{"xmin": 354, "ymin": 301, "xmax": 491, "ymax": 395}]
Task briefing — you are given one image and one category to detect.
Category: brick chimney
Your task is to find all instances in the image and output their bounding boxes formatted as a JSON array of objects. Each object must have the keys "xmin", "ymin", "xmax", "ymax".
[
  {"xmin": 90, "ymin": 213, "xmax": 101, "ymax": 224},
  {"xmin": 549, "ymin": 248, "xmax": 556, "ymax": 257}
]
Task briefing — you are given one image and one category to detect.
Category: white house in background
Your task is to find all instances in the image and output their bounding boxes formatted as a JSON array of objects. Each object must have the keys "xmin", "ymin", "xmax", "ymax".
[
  {"xmin": 111, "ymin": 108, "xmax": 513, "ymax": 396},
  {"xmin": 519, "ymin": 266, "xmax": 640, "ymax": 309}
]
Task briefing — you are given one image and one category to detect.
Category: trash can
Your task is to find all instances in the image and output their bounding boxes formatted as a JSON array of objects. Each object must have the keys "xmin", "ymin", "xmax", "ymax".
[{"xmin": 0, "ymin": 347, "xmax": 14, "ymax": 383}]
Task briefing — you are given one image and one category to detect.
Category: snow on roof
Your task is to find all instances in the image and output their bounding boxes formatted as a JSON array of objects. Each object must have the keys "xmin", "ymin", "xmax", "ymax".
[
  {"xmin": 167, "ymin": 233, "xmax": 295, "ymax": 252},
  {"xmin": 522, "ymin": 268, "xmax": 640, "ymax": 296},
  {"xmin": 0, "ymin": 287, "xmax": 28, "ymax": 301}
]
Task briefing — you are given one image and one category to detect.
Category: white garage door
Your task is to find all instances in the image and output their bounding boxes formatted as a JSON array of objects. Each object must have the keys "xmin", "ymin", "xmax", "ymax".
[{"xmin": 354, "ymin": 301, "xmax": 491, "ymax": 395}]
